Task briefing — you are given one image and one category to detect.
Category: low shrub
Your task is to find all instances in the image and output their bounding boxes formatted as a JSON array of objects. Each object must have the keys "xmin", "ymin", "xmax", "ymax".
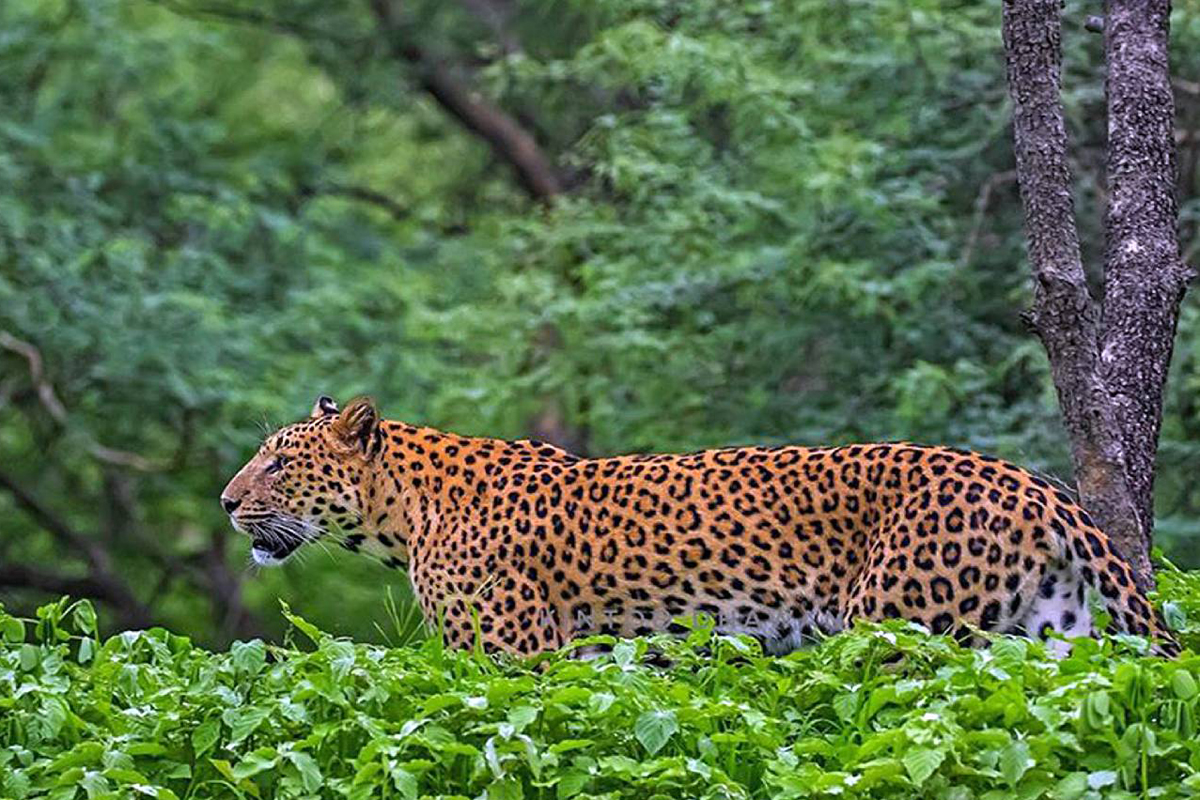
[{"xmin": 3, "ymin": 568, "xmax": 1200, "ymax": 799}]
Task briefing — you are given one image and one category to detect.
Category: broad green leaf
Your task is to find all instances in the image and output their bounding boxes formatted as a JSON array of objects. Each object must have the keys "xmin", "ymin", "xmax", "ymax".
[
  {"xmin": 78, "ymin": 770, "xmax": 109, "ymax": 799},
  {"xmin": 18, "ymin": 644, "xmax": 39, "ymax": 671},
  {"xmin": 1, "ymin": 617, "xmax": 23, "ymax": 643},
  {"xmin": 1000, "ymin": 740, "xmax": 1034, "ymax": 787},
  {"xmin": 76, "ymin": 637, "xmax": 94, "ymax": 665},
  {"xmin": 1083, "ymin": 691, "xmax": 1111, "ymax": 729},
  {"xmin": 589, "ymin": 693, "xmax": 616, "ymax": 715},
  {"xmin": 556, "ymin": 771, "xmax": 590, "ymax": 799},
  {"xmin": 389, "ymin": 765, "xmax": 418, "ymax": 800},
  {"xmin": 508, "ymin": 705, "xmax": 539, "ymax": 731},
  {"xmin": 324, "ymin": 640, "xmax": 356, "ymax": 680},
  {"xmin": 1171, "ymin": 669, "xmax": 1198, "ymax": 700},
  {"xmin": 48, "ymin": 743, "xmax": 103, "ymax": 772},
  {"xmin": 222, "ymin": 706, "xmax": 270, "ymax": 745},
  {"xmin": 634, "ymin": 710, "xmax": 679, "ymax": 756},
  {"xmin": 612, "ymin": 640, "xmax": 637, "ymax": 667},
  {"xmin": 230, "ymin": 640, "xmax": 266, "ymax": 676},
  {"xmin": 283, "ymin": 751, "xmax": 323, "ymax": 793},
  {"xmin": 232, "ymin": 748, "xmax": 278, "ymax": 780},
  {"xmin": 1050, "ymin": 773, "xmax": 1087, "ymax": 800},
  {"xmin": 71, "ymin": 602, "xmax": 97, "ymax": 636},
  {"xmin": 192, "ymin": 720, "xmax": 220, "ymax": 758},
  {"xmin": 41, "ymin": 697, "xmax": 68, "ymax": 740},
  {"xmin": 489, "ymin": 778, "xmax": 524, "ymax": 800},
  {"xmin": 902, "ymin": 747, "xmax": 946, "ymax": 785},
  {"xmin": 832, "ymin": 689, "xmax": 860, "ymax": 722},
  {"xmin": 1161, "ymin": 602, "xmax": 1186, "ymax": 631},
  {"xmin": 350, "ymin": 762, "xmax": 383, "ymax": 800},
  {"xmin": 280, "ymin": 601, "xmax": 325, "ymax": 644}
]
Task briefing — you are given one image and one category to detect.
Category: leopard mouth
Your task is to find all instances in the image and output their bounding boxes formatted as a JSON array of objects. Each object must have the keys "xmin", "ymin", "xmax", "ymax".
[
  {"xmin": 249, "ymin": 536, "xmax": 303, "ymax": 566},
  {"xmin": 230, "ymin": 513, "xmax": 316, "ymax": 567}
]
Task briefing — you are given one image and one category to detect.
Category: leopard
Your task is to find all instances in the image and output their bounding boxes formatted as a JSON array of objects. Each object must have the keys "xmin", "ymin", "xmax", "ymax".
[{"xmin": 220, "ymin": 395, "xmax": 1179, "ymax": 657}]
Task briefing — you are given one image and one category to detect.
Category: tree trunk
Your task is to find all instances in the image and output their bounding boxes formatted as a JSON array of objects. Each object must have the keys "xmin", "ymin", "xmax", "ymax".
[
  {"xmin": 1001, "ymin": 0, "xmax": 1192, "ymax": 588},
  {"xmin": 1099, "ymin": 0, "xmax": 1194, "ymax": 577}
]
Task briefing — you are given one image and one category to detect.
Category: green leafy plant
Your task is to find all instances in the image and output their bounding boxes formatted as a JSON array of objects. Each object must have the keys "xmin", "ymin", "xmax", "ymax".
[
  {"xmin": 3, "ymin": 573, "xmax": 1199, "ymax": 799},
  {"xmin": 3, "ymin": 0, "xmax": 1200, "ymax": 650}
]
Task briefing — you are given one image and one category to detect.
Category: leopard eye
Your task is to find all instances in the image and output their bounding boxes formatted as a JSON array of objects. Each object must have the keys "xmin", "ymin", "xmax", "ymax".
[{"xmin": 265, "ymin": 456, "xmax": 288, "ymax": 475}]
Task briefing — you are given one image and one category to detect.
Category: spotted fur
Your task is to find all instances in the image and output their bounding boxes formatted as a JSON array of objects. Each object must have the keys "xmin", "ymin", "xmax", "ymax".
[{"xmin": 221, "ymin": 397, "xmax": 1179, "ymax": 656}]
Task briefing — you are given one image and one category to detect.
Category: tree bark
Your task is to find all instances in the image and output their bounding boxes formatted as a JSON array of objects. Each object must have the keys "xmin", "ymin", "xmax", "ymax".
[
  {"xmin": 1001, "ymin": 0, "xmax": 1192, "ymax": 588},
  {"xmin": 1099, "ymin": 0, "xmax": 1194, "ymax": 577}
]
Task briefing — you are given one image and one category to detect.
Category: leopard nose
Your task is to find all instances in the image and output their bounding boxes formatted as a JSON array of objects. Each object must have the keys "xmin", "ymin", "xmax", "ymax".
[{"xmin": 221, "ymin": 495, "xmax": 241, "ymax": 514}]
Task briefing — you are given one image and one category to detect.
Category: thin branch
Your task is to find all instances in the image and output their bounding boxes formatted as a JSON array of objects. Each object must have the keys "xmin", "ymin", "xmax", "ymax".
[
  {"xmin": 152, "ymin": 0, "xmax": 563, "ymax": 202},
  {"xmin": 202, "ymin": 525, "xmax": 269, "ymax": 642},
  {"xmin": 299, "ymin": 181, "xmax": 411, "ymax": 221},
  {"xmin": 0, "ymin": 331, "xmax": 162, "ymax": 471},
  {"xmin": 959, "ymin": 170, "xmax": 1017, "ymax": 268},
  {"xmin": 147, "ymin": 0, "xmax": 361, "ymax": 46},
  {"xmin": 0, "ymin": 331, "xmax": 67, "ymax": 422},
  {"xmin": 458, "ymin": 0, "xmax": 521, "ymax": 55},
  {"xmin": 0, "ymin": 469, "xmax": 153, "ymax": 627},
  {"xmin": 368, "ymin": 0, "xmax": 563, "ymax": 200},
  {"xmin": 417, "ymin": 64, "xmax": 564, "ymax": 199},
  {"xmin": 86, "ymin": 444, "xmax": 161, "ymax": 471},
  {"xmin": 0, "ymin": 469, "xmax": 108, "ymax": 568},
  {"xmin": 0, "ymin": 563, "xmax": 104, "ymax": 596},
  {"xmin": 0, "ymin": 563, "xmax": 136, "ymax": 611},
  {"xmin": 1173, "ymin": 77, "xmax": 1200, "ymax": 95},
  {"xmin": 0, "ymin": 465, "xmax": 265, "ymax": 637}
]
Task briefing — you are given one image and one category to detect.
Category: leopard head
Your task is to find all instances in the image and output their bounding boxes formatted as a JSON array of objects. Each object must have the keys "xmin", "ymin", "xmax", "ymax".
[{"xmin": 221, "ymin": 396, "xmax": 380, "ymax": 565}]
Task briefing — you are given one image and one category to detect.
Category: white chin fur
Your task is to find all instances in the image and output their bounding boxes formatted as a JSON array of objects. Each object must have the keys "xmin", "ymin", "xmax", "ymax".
[{"xmin": 251, "ymin": 546, "xmax": 286, "ymax": 567}]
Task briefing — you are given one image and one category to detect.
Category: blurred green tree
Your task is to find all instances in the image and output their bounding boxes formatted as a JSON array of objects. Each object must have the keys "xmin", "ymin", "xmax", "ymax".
[{"xmin": 1, "ymin": 0, "xmax": 1197, "ymax": 644}]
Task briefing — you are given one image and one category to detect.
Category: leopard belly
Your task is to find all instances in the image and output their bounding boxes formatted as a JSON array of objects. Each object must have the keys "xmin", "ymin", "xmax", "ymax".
[{"xmin": 1018, "ymin": 564, "xmax": 1093, "ymax": 656}]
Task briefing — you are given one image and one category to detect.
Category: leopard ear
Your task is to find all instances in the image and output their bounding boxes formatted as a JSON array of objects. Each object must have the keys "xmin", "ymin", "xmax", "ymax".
[
  {"xmin": 331, "ymin": 396, "xmax": 379, "ymax": 455},
  {"xmin": 311, "ymin": 395, "xmax": 339, "ymax": 418}
]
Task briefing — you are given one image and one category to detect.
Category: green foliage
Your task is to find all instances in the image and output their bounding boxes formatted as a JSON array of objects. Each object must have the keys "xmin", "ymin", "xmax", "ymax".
[
  {"xmin": 4, "ymin": 3, "xmax": 1200, "ymax": 792},
  {"xmin": 3, "ymin": 583, "xmax": 1200, "ymax": 800},
  {"xmin": 1, "ymin": 0, "xmax": 1199, "ymax": 647}
]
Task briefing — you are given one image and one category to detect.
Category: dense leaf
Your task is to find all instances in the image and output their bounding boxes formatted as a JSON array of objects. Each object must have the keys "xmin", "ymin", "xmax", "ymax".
[
  {"xmin": 1, "ymin": 0, "xmax": 1198, "ymax": 649},
  {"xmin": 2, "ymin": 595, "xmax": 1199, "ymax": 798}
]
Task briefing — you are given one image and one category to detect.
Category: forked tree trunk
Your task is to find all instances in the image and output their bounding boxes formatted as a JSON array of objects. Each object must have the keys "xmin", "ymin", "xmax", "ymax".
[{"xmin": 1002, "ymin": 0, "xmax": 1193, "ymax": 588}]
